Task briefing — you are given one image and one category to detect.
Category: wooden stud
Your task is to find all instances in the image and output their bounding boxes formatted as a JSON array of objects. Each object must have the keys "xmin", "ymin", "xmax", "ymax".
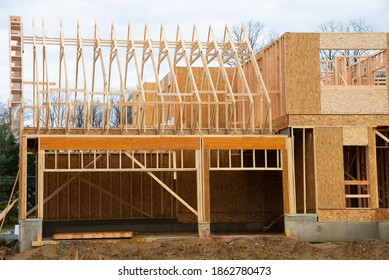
[{"xmin": 53, "ymin": 231, "xmax": 133, "ymax": 240}]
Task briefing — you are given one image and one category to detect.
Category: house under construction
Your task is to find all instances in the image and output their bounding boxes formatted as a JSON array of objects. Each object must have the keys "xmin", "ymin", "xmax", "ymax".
[{"xmin": 8, "ymin": 16, "xmax": 389, "ymax": 252}]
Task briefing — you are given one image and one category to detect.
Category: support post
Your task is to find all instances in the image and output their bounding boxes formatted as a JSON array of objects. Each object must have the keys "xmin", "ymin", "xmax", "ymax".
[
  {"xmin": 19, "ymin": 136, "xmax": 27, "ymax": 220},
  {"xmin": 196, "ymin": 146, "xmax": 211, "ymax": 237},
  {"xmin": 37, "ymin": 148, "xmax": 45, "ymax": 219},
  {"xmin": 282, "ymin": 138, "xmax": 296, "ymax": 214}
]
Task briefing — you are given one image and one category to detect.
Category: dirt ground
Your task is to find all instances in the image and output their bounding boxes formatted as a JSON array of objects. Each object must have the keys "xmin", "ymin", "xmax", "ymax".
[{"xmin": 3, "ymin": 236, "xmax": 389, "ymax": 260}]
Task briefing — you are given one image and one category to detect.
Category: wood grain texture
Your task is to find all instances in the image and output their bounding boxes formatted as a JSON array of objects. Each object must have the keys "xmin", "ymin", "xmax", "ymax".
[
  {"xmin": 288, "ymin": 114, "xmax": 389, "ymax": 127},
  {"xmin": 284, "ymin": 33, "xmax": 321, "ymax": 114},
  {"xmin": 320, "ymin": 33, "xmax": 387, "ymax": 50},
  {"xmin": 318, "ymin": 209, "xmax": 389, "ymax": 222},
  {"xmin": 203, "ymin": 136, "xmax": 286, "ymax": 150},
  {"xmin": 321, "ymin": 86, "xmax": 388, "ymax": 114},
  {"xmin": 315, "ymin": 127, "xmax": 344, "ymax": 209},
  {"xmin": 368, "ymin": 127, "xmax": 379, "ymax": 209},
  {"xmin": 52, "ymin": 231, "xmax": 133, "ymax": 240},
  {"xmin": 40, "ymin": 136, "xmax": 200, "ymax": 151}
]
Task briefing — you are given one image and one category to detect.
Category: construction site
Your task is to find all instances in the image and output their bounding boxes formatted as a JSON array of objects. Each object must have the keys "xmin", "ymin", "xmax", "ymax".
[{"xmin": 1, "ymin": 15, "xmax": 389, "ymax": 258}]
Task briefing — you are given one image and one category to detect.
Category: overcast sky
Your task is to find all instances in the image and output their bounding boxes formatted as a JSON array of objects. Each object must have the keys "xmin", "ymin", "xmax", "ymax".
[{"xmin": 0, "ymin": 0, "xmax": 388, "ymax": 101}]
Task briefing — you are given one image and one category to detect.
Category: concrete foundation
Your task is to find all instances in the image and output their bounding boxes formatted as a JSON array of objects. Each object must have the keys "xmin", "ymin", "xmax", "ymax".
[
  {"xmin": 285, "ymin": 214, "xmax": 389, "ymax": 242},
  {"xmin": 19, "ymin": 219, "xmax": 42, "ymax": 253}
]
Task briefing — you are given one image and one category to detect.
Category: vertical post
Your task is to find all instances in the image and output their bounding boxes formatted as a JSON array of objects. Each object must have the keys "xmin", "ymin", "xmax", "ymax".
[
  {"xmin": 19, "ymin": 136, "xmax": 27, "ymax": 220},
  {"xmin": 196, "ymin": 143, "xmax": 211, "ymax": 237},
  {"xmin": 282, "ymin": 138, "xmax": 296, "ymax": 214},
  {"xmin": 37, "ymin": 146, "xmax": 45, "ymax": 219}
]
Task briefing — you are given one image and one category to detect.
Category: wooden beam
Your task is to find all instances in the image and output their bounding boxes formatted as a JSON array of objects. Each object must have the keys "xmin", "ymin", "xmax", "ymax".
[
  {"xmin": 375, "ymin": 129, "xmax": 389, "ymax": 144},
  {"xmin": 282, "ymin": 138, "xmax": 296, "ymax": 214},
  {"xmin": 52, "ymin": 231, "xmax": 133, "ymax": 240},
  {"xmin": 19, "ymin": 136, "xmax": 27, "ymax": 220},
  {"xmin": 203, "ymin": 136, "xmax": 286, "ymax": 150},
  {"xmin": 39, "ymin": 136, "xmax": 200, "ymax": 151},
  {"xmin": 37, "ymin": 148, "xmax": 45, "ymax": 219}
]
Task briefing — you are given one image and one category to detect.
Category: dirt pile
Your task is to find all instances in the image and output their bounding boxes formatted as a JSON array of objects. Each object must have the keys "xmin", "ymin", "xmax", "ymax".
[{"xmin": 8, "ymin": 237, "xmax": 389, "ymax": 260}]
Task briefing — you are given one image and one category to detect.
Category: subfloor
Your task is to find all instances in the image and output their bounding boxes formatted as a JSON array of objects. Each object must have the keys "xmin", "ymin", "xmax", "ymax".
[{"xmin": 3, "ymin": 235, "xmax": 389, "ymax": 260}]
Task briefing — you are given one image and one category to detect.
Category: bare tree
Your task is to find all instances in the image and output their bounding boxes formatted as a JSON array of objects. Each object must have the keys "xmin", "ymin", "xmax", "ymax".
[
  {"xmin": 109, "ymin": 95, "xmax": 121, "ymax": 128},
  {"xmin": 0, "ymin": 102, "xmax": 9, "ymax": 125},
  {"xmin": 231, "ymin": 20, "xmax": 265, "ymax": 51},
  {"xmin": 263, "ymin": 30, "xmax": 281, "ymax": 48},
  {"xmin": 91, "ymin": 105, "xmax": 103, "ymax": 128}
]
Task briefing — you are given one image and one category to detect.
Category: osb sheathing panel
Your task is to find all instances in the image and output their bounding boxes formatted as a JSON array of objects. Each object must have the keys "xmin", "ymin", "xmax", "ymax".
[
  {"xmin": 315, "ymin": 127, "xmax": 344, "ymax": 209},
  {"xmin": 321, "ymin": 86, "xmax": 388, "ymax": 114},
  {"xmin": 285, "ymin": 33, "xmax": 321, "ymax": 114},
  {"xmin": 342, "ymin": 127, "xmax": 368, "ymax": 146},
  {"xmin": 318, "ymin": 209, "xmax": 389, "ymax": 222},
  {"xmin": 320, "ymin": 33, "xmax": 387, "ymax": 50},
  {"xmin": 173, "ymin": 67, "xmax": 236, "ymax": 130},
  {"xmin": 288, "ymin": 114, "xmax": 389, "ymax": 127},
  {"xmin": 368, "ymin": 127, "xmax": 379, "ymax": 209}
]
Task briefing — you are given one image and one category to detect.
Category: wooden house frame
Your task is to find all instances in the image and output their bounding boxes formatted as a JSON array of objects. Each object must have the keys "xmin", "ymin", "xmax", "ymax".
[{"xmin": 8, "ymin": 16, "xmax": 389, "ymax": 250}]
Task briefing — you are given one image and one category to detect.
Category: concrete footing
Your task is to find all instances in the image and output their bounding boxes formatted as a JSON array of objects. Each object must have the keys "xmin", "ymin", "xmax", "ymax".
[
  {"xmin": 285, "ymin": 214, "xmax": 389, "ymax": 242},
  {"xmin": 19, "ymin": 219, "xmax": 42, "ymax": 253},
  {"xmin": 198, "ymin": 222, "xmax": 211, "ymax": 237}
]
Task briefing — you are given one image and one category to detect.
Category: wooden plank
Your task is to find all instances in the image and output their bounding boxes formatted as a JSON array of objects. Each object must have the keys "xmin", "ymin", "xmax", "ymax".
[
  {"xmin": 319, "ymin": 209, "xmax": 389, "ymax": 222},
  {"xmin": 19, "ymin": 136, "xmax": 27, "ymax": 219},
  {"xmin": 321, "ymin": 86, "xmax": 388, "ymax": 114},
  {"xmin": 282, "ymin": 138, "xmax": 296, "ymax": 214},
  {"xmin": 315, "ymin": 127, "xmax": 344, "ymax": 209},
  {"xmin": 320, "ymin": 33, "xmax": 387, "ymax": 50},
  {"xmin": 52, "ymin": 231, "xmax": 133, "ymax": 240},
  {"xmin": 368, "ymin": 127, "xmax": 379, "ymax": 209},
  {"xmin": 39, "ymin": 136, "xmax": 200, "ymax": 151},
  {"xmin": 344, "ymin": 180, "xmax": 369, "ymax": 185},
  {"xmin": 343, "ymin": 127, "xmax": 368, "ymax": 146},
  {"xmin": 37, "ymin": 149, "xmax": 45, "ymax": 219},
  {"xmin": 288, "ymin": 114, "xmax": 389, "ymax": 127},
  {"xmin": 318, "ymin": 209, "xmax": 374, "ymax": 222},
  {"xmin": 203, "ymin": 137, "xmax": 286, "ymax": 150},
  {"xmin": 284, "ymin": 33, "xmax": 321, "ymax": 114},
  {"xmin": 202, "ymin": 149, "xmax": 211, "ymax": 222}
]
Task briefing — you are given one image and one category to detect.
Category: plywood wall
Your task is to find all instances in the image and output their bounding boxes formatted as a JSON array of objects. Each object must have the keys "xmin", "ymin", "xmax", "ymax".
[
  {"xmin": 315, "ymin": 127, "xmax": 344, "ymax": 209},
  {"xmin": 321, "ymin": 86, "xmax": 388, "ymax": 114},
  {"xmin": 284, "ymin": 33, "xmax": 321, "ymax": 114},
  {"xmin": 320, "ymin": 33, "xmax": 387, "ymax": 50},
  {"xmin": 342, "ymin": 127, "xmax": 368, "ymax": 146}
]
